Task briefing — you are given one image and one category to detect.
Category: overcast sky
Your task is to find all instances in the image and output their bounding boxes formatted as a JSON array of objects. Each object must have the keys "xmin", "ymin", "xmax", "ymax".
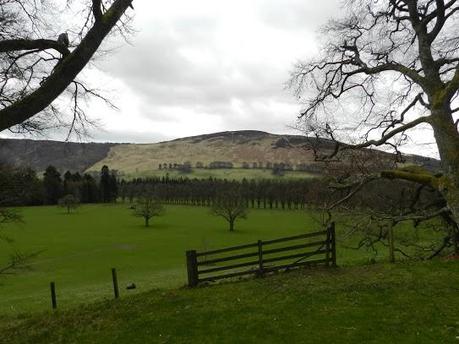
[
  {"xmin": 78, "ymin": 0, "xmax": 341, "ymax": 143},
  {"xmin": 1, "ymin": 0, "xmax": 441, "ymax": 157}
]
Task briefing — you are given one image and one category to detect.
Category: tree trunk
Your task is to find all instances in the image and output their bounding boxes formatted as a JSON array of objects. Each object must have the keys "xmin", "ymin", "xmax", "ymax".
[
  {"xmin": 229, "ymin": 219, "xmax": 234, "ymax": 232},
  {"xmin": 145, "ymin": 216, "xmax": 149, "ymax": 227},
  {"xmin": 430, "ymin": 106, "xmax": 459, "ymax": 225}
]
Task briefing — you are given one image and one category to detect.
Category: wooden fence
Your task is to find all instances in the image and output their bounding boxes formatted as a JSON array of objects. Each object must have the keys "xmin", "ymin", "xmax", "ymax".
[{"xmin": 186, "ymin": 223, "xmax": 336, "ymax": 287}]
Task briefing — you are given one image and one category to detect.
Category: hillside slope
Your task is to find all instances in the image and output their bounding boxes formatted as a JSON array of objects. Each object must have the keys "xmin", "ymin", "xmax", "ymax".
[
  {"xmin": 0, "ymin": 131, "xmax": 440, "ymax": 176},
  {"xmin": 87, "ymin": 131, "xmax": 322, "ymax": 174},
  {"xmin": 87, "ymin": 130, "xmax": 440, "ymax": 175},
  {"xmin": 0, "ymin": 139, "xmax": 115, "ymax": 173},
  {"xmin": 2, "ymin": 260, "xmax": 458, "ymax": 343}
]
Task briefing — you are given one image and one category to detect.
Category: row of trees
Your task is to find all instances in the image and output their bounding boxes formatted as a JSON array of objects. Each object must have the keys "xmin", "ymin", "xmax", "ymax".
[
  {"xmin": 157, "ymin": 160, "xmax": 330, "ymax": 174},
  {"xmin": 118, "ymin": 175, "xmax": 431, "ymax": 212}
]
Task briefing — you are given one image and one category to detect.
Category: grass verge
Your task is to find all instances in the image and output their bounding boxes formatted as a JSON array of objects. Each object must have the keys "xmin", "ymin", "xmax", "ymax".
[{"xmin": 1, "ymin": 259, "xmax": 458, "ymax": 343}]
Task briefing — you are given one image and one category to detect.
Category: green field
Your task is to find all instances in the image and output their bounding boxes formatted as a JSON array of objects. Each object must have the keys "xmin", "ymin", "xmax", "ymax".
[
  {"xmin": 0, "ymin": 204, "xmax": 397, "ymax": 316},
  {"xmin": 0, "ymin": 204, "xmax": 326, "ymax": 315},
  {"xmin": 1, "ymin": 204, "xmax": 457, "ymax": 343},
  {"xmin": 117, "ymin": 168, "xmax": 318, "ymax": 180}
]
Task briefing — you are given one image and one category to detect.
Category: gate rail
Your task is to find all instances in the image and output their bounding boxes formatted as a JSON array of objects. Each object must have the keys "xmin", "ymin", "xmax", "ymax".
[{"xmin": 186, "ymin": 223, "xmax": 336, "ymax": 287}]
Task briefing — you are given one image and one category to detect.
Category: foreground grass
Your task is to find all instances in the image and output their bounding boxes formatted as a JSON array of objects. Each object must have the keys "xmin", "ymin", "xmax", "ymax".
[{"xmin": 1, "ymin": 260, "xmax": 458, "ymax": 343}]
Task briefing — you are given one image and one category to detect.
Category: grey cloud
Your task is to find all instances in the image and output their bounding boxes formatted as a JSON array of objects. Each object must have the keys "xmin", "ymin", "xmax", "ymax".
[
  {"xmin": 89, "ymin": 1, "xmax": 341, "ymax": 142},
  {"xmin": 258, "ymin": 0, "xmax": 341, "ymax": 30},
  {"xmin": 97, "ymin": 2, "xmax": 303, "ymax": 113}
]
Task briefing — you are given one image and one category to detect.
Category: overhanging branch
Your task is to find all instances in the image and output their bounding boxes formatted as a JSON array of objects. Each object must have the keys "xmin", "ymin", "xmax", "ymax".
[
  {"xmin": 381, "ymin": 169, "xmax": 435, "ymax": 187},
  {"xmin": 346, "ymin": 115, "xmax": 432, "ymax": 150},
  {"xmin": 92, "ymin": 0, "xmax": 103, "ymax": 22},
  {"xmin": 0, "ymin": 0, "xmax": 134, "ymax": 132},
  {"xmin": 0, "ymin": 39, "xmax": 70, "ymax": 56}
]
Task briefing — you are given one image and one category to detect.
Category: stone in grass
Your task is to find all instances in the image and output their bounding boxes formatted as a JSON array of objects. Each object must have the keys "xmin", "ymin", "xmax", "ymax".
[{"xmin": 126, "ymin": 283, "xmax": 136, "ymax": 290}]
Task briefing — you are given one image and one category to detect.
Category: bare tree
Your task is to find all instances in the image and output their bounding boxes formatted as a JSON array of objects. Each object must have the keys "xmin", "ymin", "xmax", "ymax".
[
  {"xmin": 132, "ymin": 195, "xmax": 165, "ymax": 227},
  {"xmin": 58, "ymin": 194, "xmax": 80, "ymax": 214},
  {"xmin": 0, "ymin": 0, "xmax": 134, "ymax": 136},
  {"xmin": 211, "ymin": 189, "xmax": 248, "ymax": 232},
  {"xmin": 290, "ymin": 0, "xmax": 459, "ymax": 230}
]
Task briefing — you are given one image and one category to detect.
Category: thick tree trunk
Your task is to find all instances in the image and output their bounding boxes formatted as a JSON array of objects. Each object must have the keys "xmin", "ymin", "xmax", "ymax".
[
  {"xmin": 384, "ymin": 105, "xmax": 459, "ymax": 247},
  {"xmin": 229, "ymin": 219, "xmax": 234, "ymax": 232},
  {"xmin": 430, "ymin": 106, "xmax": 459, "ymax": 225},
  {"xmin": 443, "ymin": 183, "xmax": 459, "ymax": 225}
]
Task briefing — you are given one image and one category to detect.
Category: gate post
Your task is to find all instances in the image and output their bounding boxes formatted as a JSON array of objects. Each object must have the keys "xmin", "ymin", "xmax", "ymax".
[
  {"xmin": 186, "ymin": 250, "xmax": 199, "ymax": 287},
  {"xmin": 257, "ymin": 240, "xmax": 264, "ymax": 275},
  {"xmin": 329, "ymin": 222, "xmax": 337, "ymax": 267},
  {"xmin": 326, "ymin": 224, "xmax": 331, "ymax": 267}
]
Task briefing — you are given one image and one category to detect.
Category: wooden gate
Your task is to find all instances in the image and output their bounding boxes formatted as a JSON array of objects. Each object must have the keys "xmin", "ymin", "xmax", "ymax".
[{"xmin": 186, "ymin": 223, "xmax": 336, "ymax": 287}]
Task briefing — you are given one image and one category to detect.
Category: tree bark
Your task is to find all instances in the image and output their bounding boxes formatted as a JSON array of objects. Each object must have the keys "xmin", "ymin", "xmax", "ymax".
[{"xmin": 430, "ymin": 106, "xmax": 459, "ymax": 225}]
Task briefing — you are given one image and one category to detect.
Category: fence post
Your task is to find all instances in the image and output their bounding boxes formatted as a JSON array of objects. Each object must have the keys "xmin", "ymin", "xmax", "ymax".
[
  {"xmin": 186, "ymin": 250, "xmax": 199, "ymax": 287},
  {"xmin": 330, "ymin": 222, "xmax": 337, "ymax": 267},
  {"xmin": 257, "ymin": 240, "xmax": 264, "ymax": 275},
  {"xmin": 111, "ymin": 268, "xmax": 119, "ymax": 299},
  {"xmin": 50, "ymin": 282, "xmax": 57, "ymax": 310},
  {"xmin": 388, "ymin": 225, "xmax": 395, "ymax": 263},
  {"xmin": 325, "ymin": 225, "xmax": 331, "ymax": 267}
]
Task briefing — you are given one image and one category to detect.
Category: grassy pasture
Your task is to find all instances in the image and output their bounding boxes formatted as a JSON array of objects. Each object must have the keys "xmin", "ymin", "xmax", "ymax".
[
  {"xmin": 0, "ymin": 204, "xmax": 325, "ymax": 315},
  {"xmin": 0, "ymin": 204, "xmax": 444, "ymax": 316}
]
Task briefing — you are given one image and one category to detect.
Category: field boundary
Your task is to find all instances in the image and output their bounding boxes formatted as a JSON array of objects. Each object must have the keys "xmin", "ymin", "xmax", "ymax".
[{"xmin": 186, "ymin": 223, "xmax": 336, "ymax": 287}]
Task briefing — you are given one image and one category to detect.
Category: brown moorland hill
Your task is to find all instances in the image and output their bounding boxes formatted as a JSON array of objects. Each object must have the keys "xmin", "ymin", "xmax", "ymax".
[{"xmin": 0, "ymin": 131, "xmax": 440, "ymax": 176}]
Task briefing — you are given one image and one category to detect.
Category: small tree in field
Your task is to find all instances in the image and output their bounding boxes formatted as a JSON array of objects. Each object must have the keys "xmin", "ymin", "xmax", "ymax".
[
  {"xmin": 211, "ymin": 190, "xmax": 248, "ymax": 232},
  {"xmin": 133, "ymin": 196, "xmax": 165, "ymax": 227},
  {"xmin": 58, "ymin": 194, "xmax": 80, "ymax": 214}
]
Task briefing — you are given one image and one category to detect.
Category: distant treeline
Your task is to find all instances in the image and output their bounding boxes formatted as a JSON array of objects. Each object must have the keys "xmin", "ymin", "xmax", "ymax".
[
  {"xmin": 0, "ymin": 164, "xmax": 118, "ymax": 206},
  {"xmin": 118, "ymin": 176, "xmax": 428, "ymax": 211},
  {"xmin": 157, "ymin": 160, "xmax": 324, "ymax": 175},
  {"xmin": 1, "ymin": 163, "xmax": 434, "ymax": 212}
]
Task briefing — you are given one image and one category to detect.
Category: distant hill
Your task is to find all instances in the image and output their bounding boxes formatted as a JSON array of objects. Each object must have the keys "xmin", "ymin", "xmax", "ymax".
[
  {"xmin": 0, "ymin": 131, "xmax": 440, "ymax": 176},
  {"xmin": 88, "ymin": 130, "xmax": 440, "ymax": 175},
  {"xmin": 0, "ymin": 138, "xmax": 116, "ymax": 173},
  {"xmin": 88, "ymin": 130, "xmax": 329, "ymax": 174}
]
